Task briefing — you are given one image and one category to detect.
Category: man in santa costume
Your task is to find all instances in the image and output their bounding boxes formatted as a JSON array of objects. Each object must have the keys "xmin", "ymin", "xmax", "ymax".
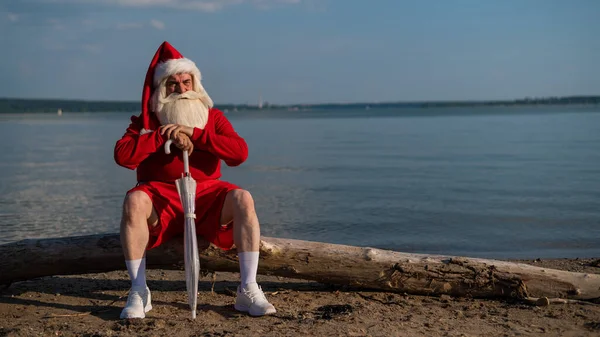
[{"xmin": 114, "ymin": 41, "xmax": 276, "ymax": 319}]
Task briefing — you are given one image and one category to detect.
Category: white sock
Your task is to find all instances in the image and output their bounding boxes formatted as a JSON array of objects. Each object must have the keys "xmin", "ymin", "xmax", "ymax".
[
  {"xmin": 125, "ymin": 258, "xmax": 147, "ymax": 290},
  {"xmin": 238, "ymin": 251, "xmax": 259, "ymax": 288}
]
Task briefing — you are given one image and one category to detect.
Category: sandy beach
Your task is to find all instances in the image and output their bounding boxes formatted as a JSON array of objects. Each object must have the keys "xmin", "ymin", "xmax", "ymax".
[{"xmin": 0, "ymin": 257, "xmax": 599, "ymax": 336}]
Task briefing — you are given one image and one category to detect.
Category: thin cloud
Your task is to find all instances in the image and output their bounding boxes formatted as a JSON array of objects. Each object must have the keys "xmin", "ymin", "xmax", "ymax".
[
  {"xmin": 47, "ymin": 18, "xmax": 66, "ymax": 30},
  {"xmin": 7, "ymin": 12, "xmax": 19, "ymax": 22},
  {"xmin": 43, "ymin": 0, "xmax": 302, "ymax": 12},
  {"xmin": 253, "ymin": 0, "xmax": 300, "ymax": 10},
  {"xmin": 150, "ymin": 19, "xmax": 165, "ymax": 30}
]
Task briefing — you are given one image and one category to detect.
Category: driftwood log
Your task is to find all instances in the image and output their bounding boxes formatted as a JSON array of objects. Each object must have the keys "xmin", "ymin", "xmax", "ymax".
[{"xmin": 1, "ymin": 234, "xmax": 599, "ymax": 302}]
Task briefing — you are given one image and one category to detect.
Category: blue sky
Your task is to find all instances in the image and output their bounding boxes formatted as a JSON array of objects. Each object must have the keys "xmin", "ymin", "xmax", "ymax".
[{"xmin": 1, "ymin": 0, "xmax": 598, "ymax": 105}]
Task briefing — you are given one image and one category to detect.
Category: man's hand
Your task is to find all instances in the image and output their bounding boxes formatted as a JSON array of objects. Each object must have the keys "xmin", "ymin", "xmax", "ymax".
[
  {"xmin": 160, "ymin": 124, "xmax": 194, "ymax": 140},
  {"xmin": 173, "ymin": 133, "xmax": 194, "ymax": 156}
]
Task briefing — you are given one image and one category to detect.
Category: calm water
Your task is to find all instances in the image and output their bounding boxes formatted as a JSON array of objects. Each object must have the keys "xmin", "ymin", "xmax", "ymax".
[{"xmin": 1, "ymin": 106, "xmax": 599, "ymax": 259}]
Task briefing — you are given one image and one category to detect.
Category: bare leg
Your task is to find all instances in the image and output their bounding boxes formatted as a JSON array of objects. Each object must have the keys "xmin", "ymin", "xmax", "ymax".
[
  {"xmin": 221, "ymin": 189, "xmax": 260, "ymax": 252},
  {"xmin": 221, "ymin": 189, "xmax": 276, "ymax": 316},
  {"xmin": 119, "ymin": 191, "xmax": 157, "ymax": 319},
  {"xmin": 120, "ymin": 191, "xmax": 158, "ymax": 259}
]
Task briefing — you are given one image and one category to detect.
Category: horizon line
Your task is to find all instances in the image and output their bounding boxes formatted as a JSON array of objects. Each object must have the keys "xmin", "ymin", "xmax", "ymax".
[{"xmin": 1, "ymin": 95, "xmax": 599, "ymax": 107}]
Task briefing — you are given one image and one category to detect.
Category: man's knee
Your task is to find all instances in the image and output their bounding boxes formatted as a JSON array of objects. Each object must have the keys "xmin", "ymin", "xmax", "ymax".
[
  {"xmin": 123, "ymin": 191, "xmax": 153, "ymax": 220},
  {"xmin": 230, "ymin": 189, "xmax": 255, "ymax": 211},
  {"xmin": 221, "ymin": 189, "xmax": 257, "ymax": 225}
]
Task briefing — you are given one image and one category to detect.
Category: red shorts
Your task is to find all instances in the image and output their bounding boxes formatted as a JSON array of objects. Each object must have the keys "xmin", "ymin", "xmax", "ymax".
[{"xmin": 127, "ymin": 179, "xmax": 239, "ymax": 250}]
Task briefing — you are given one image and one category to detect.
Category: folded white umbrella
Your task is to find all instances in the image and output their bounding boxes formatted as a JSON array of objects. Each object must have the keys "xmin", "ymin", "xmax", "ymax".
[{"xmin": 165, "ymin": 139, "xmax": 200, "ymax": 319}]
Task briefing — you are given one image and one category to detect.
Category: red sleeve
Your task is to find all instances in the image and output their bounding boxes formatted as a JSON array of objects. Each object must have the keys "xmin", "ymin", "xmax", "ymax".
[
  {"xmin": 191, "ymin": 109, "xmax": 248, "ymax": 166},
  {"xmin": 114, "ymin": 115, "xmax": 166, "ymax": 170}
]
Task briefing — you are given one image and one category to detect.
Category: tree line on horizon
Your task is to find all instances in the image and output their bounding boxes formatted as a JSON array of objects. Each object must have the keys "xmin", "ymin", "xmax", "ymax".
[{"xmin": 0, "ymin": 96, "xmax": 599, "ymax": 114}]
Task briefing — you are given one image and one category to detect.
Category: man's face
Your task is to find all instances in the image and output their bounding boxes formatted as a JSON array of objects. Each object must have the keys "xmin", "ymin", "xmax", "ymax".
[{"xmin": 165, "ymin": 73, "xmax": 193, "ymax": 95}]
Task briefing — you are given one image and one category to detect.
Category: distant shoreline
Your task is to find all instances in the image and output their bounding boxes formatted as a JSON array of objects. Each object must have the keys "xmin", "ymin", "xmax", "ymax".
[{"xmin": 1, "ymin": 96, "xmax": 599, "ymax": 114}]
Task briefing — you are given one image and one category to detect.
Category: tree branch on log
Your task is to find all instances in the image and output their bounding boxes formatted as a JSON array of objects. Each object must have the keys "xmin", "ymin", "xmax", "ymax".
[{"xmin": 1, "ymin": 234, "xmax": 599, "ymax": 302}]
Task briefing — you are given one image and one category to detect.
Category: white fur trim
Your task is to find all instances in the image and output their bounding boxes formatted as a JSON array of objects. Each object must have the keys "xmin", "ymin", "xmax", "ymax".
[
  {"xmin": 153, "ymin": 58, "xmax": 201, "ymax": 87},
  {"xmin": 140, "ymin": 128, "xmax": 153, "ymax": 135}
]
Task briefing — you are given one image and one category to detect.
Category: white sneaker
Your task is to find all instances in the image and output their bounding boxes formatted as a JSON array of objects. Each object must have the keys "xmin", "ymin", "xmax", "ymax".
[
  {"xmin": 120, "ymin": 286, "xmax": 153, "ymax": 319},
  {"xmin": 234, "ymin": 282, "xmax": 276, "ymax": 316}
]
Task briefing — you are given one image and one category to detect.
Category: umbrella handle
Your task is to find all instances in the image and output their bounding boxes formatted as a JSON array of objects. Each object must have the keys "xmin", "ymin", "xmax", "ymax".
[{"xmin": 164, "ymin": 139, "xmax": 190, "ymax": 175}]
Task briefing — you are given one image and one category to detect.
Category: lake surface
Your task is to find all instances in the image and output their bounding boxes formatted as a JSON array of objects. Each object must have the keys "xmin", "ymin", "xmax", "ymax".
[{"xmin": 1, "ymin": 106, "xmax": 599, "ymax": 259}]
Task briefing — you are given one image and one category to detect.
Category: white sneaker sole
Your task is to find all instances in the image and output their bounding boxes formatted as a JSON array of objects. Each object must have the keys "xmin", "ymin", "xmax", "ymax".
[
  {"xmin": 120, "ymin": 305, "xmax": 152, "ymax": 319},
  {"xmin": 234, "ymin": 303, "xmax": 276, "ymax": 316},
  {"xmin": 120, "ymin": 301, "xmax": 153, "ymax": 319}
]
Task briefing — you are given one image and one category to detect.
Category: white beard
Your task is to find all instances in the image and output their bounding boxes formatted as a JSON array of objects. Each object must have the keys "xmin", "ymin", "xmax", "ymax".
[{"xmin": 154, "ymin": 90, "xmax": 209, "ymax": 129}]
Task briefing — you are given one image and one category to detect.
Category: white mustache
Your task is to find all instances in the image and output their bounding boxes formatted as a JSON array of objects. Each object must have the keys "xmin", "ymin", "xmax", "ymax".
[{"xmin": 158, "ymin": 90, "xmax": 206, "ymax": 104}]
